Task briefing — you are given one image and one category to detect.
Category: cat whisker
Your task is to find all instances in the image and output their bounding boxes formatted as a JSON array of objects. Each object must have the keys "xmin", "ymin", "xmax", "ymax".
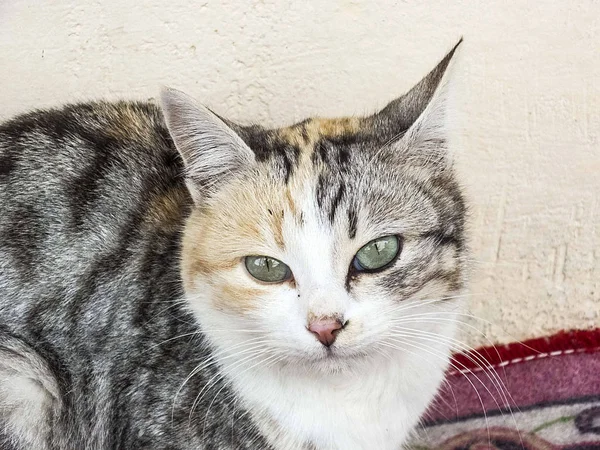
[
  {"xmin": 143, "ymin": 331, "xmax": 201, "ymax": 352},
  {"xmin": 388, "ymin": 317, "xmax": 525, "ymax": 423},
  {"xmin": 201, "ymin": 351, "xmax": 284, "ymax": 440},
  {"xmin": 172, "ymin": 339, "xmax": 275, "ymax": 422},
  {"xmin": 376, "ymin": 294, "xmax": 540, "ymax": 357},
  {"xmin": 378, "ymin": 338, "xmax": 495, "ymax": 446},
  {"xmin": 383, "ymin": 292, "xmax": 481, "ymax": 313},
  {"xmin": 388, "ymin": 310, "xmax": 538, "ymax": 419},
  {"xmin": 387, "ymin": 327, "xmax": 518, "ymax": 417},
  {"xmin": 189, "ymin": 349, "xmax": 271, "ymax": 421},
  {"xmin": 192, "ymin": 348, "xmax": 277, "ymax": 424},
  {"xmin": 147, "ymin": 300, "xmax": 191, "ymax": 322},
  {"xmin": 389, "ymin": 309, "xmax": 542, "ymax": 355},
  {"xmin": 382, "ymin": 335, "xmax": 525, "ymax": 449},
  {"xmin": 197, "ymin": 328, "xmax": 266, "ymax": 334},
  {"xmin": 389, "ymin": 315, "xmax": 505, "ymax": 358},
  {"xmin": 375, "ymin": 295, "xmax": 474, "ymax": 320},
  {"xmin": 386, "ymin": 334, "xmax": 507, "ymax": 412}
]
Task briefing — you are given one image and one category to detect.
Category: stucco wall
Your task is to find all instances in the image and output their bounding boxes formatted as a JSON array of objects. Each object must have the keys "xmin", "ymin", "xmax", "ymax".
[{"xmin": 1, "ymin": 1, "xmax": 598, "ymax": 345}]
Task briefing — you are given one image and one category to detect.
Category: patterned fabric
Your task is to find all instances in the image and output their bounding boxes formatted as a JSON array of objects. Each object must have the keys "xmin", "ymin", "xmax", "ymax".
[{"xmin": 409, "ymin": 329, "xmax": 600, "ymax": 449}]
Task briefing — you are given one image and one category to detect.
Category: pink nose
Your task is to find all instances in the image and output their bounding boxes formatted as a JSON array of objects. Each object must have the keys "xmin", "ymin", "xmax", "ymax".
[{"xmin": 308, "ymin": 318, "xmax": 344, "ymax": 347}]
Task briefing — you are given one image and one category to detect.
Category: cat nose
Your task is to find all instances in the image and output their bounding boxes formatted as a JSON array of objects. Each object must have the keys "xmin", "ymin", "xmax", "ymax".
[{"xmin": 308, "ymin": 318, "xmax": 344, "ymax": 347}]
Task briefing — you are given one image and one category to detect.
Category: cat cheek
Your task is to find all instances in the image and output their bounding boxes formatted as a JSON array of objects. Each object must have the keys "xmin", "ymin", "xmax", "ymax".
[{"xmin": 211, "ymin": 283, "xmax": 265, "ymax": 314}]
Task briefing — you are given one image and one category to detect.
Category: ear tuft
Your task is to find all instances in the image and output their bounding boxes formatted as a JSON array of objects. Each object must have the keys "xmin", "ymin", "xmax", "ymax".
[{"xmin": 160, "ymin": 87, "xmax": 255, "ymax": 203}]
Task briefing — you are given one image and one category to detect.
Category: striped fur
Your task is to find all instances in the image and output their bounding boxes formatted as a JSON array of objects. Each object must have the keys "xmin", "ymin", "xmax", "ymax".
[{"xmin": 0, "ymin": 42, "xmax": 467, "ymax": 449}]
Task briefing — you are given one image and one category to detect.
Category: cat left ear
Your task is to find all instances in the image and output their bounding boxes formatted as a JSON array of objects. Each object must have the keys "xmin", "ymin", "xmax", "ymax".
[
  {"xmin": 373, "ymin": 39, "xmax": 462, "ymax": 172},
  {"xmin": 160, "ymin": 87, "xmax": 255, "ymax": 203}
]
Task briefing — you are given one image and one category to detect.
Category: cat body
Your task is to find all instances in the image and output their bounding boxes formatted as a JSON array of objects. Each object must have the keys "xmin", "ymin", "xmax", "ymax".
[
  {"xmin": 0, "ymin": 101, "xmax": 264, "ymax": 449},
  {"xmin": 0, "ymin": 42, "xmax": 466, "ymax": 449}
]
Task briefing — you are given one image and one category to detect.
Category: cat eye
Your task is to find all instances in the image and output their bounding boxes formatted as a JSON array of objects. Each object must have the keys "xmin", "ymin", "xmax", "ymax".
[
  {"xmin": 245, "ymin": 256, "xmax": 292, "ymax": 283},
  {"xmin": 353, "ymin": 235, "xmax": 401, "ymax": 272}
]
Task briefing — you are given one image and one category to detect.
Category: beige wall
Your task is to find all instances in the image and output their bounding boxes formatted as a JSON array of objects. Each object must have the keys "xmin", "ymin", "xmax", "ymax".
[{"xmin": 1, "ymin": 1, "xmax": 598, "ymax": 346}]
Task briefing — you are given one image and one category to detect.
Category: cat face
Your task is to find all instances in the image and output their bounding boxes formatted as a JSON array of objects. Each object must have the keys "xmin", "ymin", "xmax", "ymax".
[{"xmin": 162, "ymin": 43, "xmax": 467, "ymax": 374}]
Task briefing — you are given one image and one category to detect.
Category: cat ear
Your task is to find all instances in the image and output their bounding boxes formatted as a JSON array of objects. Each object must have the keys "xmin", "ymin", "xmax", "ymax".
[
  {"xmin": 374, "ymin": 39, "xmax": 462, "ymax": 172},
  {"xmin": 160, "ymin": 87, "xmax": 255, "ymax": 203}
]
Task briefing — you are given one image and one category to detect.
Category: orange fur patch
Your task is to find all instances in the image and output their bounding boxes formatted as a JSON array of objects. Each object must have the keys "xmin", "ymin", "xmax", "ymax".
[
  {"xmin": 144, "ymin": 187, "xmax": 189, "ymax": 233},
  {"xmin": 279, "ymin": 116, "xmax": 362, "ymax": 157},
  {"xmin": 102, "ymin": 103, "xmax": 155, "ymax": 142},
  {"xmin": 181, "ymin": 195, "xmax": 270, "ymax": 313},
  {"xmin": 180, "ymin": 212, "xmax": 239, "ymax": 288},
  {"xmin": 182, "ymin": 214, "xmax": 266, "ymax": 314},
  {"xmin": 315, "ymin": 117, "xmax": 361, "ymax": 138},
  {"xmin": 284, "ymin": 187, "xmax": 297, "ymax": 216},
  {"xmin": 271, "ymin": 209, "xmax": 285, "ymax": 249},
  {"xmin": 213, "ymin": 283, "xmax": 265, "ymax": 314}
]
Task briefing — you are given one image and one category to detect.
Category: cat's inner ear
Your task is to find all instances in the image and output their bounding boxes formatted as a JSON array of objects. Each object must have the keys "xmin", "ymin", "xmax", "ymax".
[
  {"xmin": 371, "ymin": 39, "xmax": 462, "ymax": 171},
  {"xmin": 160, "ymin": 87, "xmax": 255, "ymax": 203}
]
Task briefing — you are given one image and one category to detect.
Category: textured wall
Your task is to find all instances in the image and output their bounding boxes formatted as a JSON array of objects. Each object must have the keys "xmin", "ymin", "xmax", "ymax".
[{"xmin": 1, "ymin": 0, "xmax": 598, "ymax": 345}]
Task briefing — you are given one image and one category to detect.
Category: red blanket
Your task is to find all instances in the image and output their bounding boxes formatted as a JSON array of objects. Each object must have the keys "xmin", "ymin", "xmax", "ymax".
[{"xmin": 410, "ymin": 329, "xmax": 600, "ymax": 449}]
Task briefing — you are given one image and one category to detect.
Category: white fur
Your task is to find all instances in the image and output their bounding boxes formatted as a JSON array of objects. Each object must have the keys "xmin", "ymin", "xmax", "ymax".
[
  {"xmin": 185, "ymin": 181, "xmax": 462, "ymax": 450},
  {"xmin": 223, "ymin": 335, "xmax": 454, "ymax": 450},
  {"xmin": 0, "ymin": 337, "xmax": 61, "ymax": 450}
]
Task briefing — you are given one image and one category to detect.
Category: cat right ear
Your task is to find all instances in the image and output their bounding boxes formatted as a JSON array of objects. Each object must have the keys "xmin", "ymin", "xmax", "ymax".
[
  {"xmin": 369, "ymin": 40, "xmax": 462, "ymax": 173},
  {"xmin": 160, "ymin": 87, "xmax": 255, "ymax": 204}
]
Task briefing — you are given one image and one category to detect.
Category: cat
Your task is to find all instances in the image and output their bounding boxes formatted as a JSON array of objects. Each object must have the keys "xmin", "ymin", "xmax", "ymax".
[{"xmin": 0, "ymin": 41, "xmax": 467, "ymax": 450}]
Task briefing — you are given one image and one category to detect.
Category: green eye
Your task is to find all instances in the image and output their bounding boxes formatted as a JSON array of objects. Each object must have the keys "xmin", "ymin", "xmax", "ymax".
[
  {"xmin": 245, "ymin": 256, "xmax": 292, "ymax": 283},
  {"xmin": 353, "ymin": 235, "xmax": 401, "ymax": 272}
]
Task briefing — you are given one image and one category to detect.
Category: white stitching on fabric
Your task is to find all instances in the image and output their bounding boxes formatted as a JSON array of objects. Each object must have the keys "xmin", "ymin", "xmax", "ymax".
[{"xmin": 448, "ymin": 346, "xmax": 600, "ymax": 376}]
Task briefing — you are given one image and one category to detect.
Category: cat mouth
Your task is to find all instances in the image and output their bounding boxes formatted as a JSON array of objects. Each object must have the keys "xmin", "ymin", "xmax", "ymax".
[
  {"xmin": 315, "ymin": 345, "xmax": 370, "ymax": 362},
  {"xmin": 303, "ymin": 347, "xmax": 375, "ymax": 373},
  {"xmin": 321, "ymin": 347, "xmax": 338, "ymax": 359}
]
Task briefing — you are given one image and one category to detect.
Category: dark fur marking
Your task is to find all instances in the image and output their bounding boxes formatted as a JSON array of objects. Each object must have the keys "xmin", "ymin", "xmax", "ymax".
[
  {"xmin": 328, "ymin": 183, "xmax": 345, "ymax": 223},
  {"xmin": 421, "ymin": 230, "xmax": 458, "ymax": 247},
  {"xmin": 337, "ymin": 145, "xmax": 350, "ymax": 167},
  {"xmin": 298, "ymin": 120, "xmax": 311, "ymax": 143},
  {"xmin": 315, "ymin": 174, "xmax": 326, "ymax": 208},
  {"xmin": 315, "ymin": 140, "xmax": 329, "ymax": 165},
  {"xmin": 236, "ymin": 125, "xmax": 302, "ymax": 183},
  {"xmin": 0, "ymin": 149, "xmax": 16, "ymax": 180},
  {"xmin": 0, "ymin": 431, "xmax": 18, "ymax": 450},
  {"xmin": 383, "ymin": 265, "xmax": 463, "ymax": 300},
  {"xmin": 1, "ymin": 203, "xmax": 44, "ymax": 275},
  {"xmin": 312, "ymin": 138, "xmax": 353, "ymax": 171},
  {"xmin": 66, "ymin": 144, "xmax": 115, "ymax": 229},
  {"xmin": 322, "ymin": 133, "xmax": 361, "ymax": 148},
  {"xmin": 347, "ymin": 207, "xmax": 358, "ymax": 239},
  {"xmin": 281, "ymin": 144, "xmax": 301, "ymax": 183}
]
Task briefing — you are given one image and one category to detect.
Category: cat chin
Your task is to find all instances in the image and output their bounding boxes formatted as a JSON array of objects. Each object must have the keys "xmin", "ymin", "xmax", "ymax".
[
  {"xmin": 308, "ymin": 355, "xmax": 373, "ymax": 375},
  {"xmin": 270, "ymin": 346, "xmax": 381, "ymax": 376}
]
